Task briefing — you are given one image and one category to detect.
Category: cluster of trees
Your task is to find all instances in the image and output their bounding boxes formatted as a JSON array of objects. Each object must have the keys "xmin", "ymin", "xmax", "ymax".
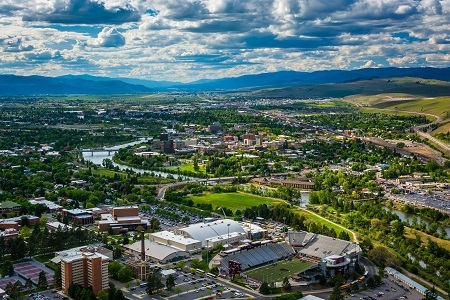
[
  {"xmin": 0, "ymin": 225, "xmax": 101, "ymax": 262},
  {"xmin": 108, "ymin": 261, "xmax": 134, "ymax": 283},
  {"xmin": 254, "ymin": 100, "xmax": 352, "ymax": 114},
  {"xmin": 309, "ymin": 194, "xmax": 450, "ymax": 292},
  {"xmin": 382, "ymin": 160, "xmax": 446, "ymax": 180},
  {"xmin": 301, "ymin": 112, "xmax": 428, "ymax": 140},
  {"xmin": 243, "ymin": 203, "xmax": 351, "ymax": 241}
]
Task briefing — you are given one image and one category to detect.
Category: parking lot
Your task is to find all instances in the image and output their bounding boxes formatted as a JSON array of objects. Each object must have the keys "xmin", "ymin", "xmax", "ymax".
[
  {"xmin": 122, "ymin": 271, "xmax": 250, "ymax": 300},
  {"xmin": 348, "ymin": 274, "xmax": 424, "ymax": 300},
  {"xmin": 29, "ymin": 290, "xmax": 67, "ymax": 300}
]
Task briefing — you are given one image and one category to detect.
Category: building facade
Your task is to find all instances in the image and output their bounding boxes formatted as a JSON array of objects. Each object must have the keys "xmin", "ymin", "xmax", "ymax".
[{"xmin": 61, "ymin": 251, "xmax": 109, "ymax": 295}]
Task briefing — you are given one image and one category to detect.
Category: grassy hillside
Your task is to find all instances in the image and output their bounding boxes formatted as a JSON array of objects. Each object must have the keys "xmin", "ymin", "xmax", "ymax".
[
  {"xmin": 251, "ymin": 77, "xmax": 450, "ymax": 99},
  {"xmin": 371, "ymin": 97, "xmax": 450, "ymax": 119}
]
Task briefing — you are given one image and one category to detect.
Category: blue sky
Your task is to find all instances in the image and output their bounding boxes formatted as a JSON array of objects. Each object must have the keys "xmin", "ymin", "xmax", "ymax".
[{"xmin": 0, "ymin": 0, "xmax": 449, "ymax": 82}]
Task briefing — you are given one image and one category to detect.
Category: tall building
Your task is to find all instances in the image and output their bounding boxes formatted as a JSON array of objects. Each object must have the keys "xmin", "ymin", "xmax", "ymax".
[{"xmin": 61, "ymin": 250, "xmax": 109, "ymax": 295}]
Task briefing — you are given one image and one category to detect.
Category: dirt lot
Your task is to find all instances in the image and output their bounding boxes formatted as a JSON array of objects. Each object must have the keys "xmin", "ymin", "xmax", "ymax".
[{"xmin": 363, "ymin": 137, "xmax": 446, "ymax": 165}]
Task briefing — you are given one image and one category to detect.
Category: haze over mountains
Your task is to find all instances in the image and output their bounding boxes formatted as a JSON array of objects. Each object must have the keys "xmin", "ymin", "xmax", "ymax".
[{"xmin": 1, "ymin": 67, "xmax": 450, "ymax": 96}]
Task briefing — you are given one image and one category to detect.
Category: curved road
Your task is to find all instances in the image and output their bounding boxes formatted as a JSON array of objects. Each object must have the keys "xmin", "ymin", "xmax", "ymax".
[{"xmin": 379, "ymin": 108, "xmax": 450, "ymax": 153}]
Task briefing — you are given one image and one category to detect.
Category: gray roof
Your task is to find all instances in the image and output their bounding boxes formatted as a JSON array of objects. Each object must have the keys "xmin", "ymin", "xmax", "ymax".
[
  {"xmin": 178, "ymin": 219, "xmax": 245, "ymax": 244},
  {"xmin": 125, "ymin": 240, "xmax": 188, "ymax": 262},
  {"xmin": 293, "ymin": 232, "xmax": 359, "ymax": 259}
]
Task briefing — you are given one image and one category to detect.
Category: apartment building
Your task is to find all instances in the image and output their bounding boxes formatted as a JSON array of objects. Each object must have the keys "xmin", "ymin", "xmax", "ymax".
[{"xmin": 61, "ymin": 250, "xmax": 109, "ymax": 295}]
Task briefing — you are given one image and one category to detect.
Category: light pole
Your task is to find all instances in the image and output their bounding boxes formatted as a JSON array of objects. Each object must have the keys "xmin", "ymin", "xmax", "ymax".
[
  {"xmin": 283, "ymin": 216, "xmax": 286, "ymax": 226},
  {"xmin": 206, "ymin": 240, "xmax": 209, "ymax": 267},
  {"xmin": 227, "ymin": 223, "xmax": 230, "ymax": 243}
]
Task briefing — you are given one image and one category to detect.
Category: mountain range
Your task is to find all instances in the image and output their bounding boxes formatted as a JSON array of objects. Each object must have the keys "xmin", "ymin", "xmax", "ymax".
[{"xmin": 1, "ymin": 67, "xmax": 450, "ymax": 95}]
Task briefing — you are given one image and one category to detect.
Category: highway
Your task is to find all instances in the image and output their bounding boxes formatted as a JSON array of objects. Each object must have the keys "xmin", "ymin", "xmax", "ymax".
[{"xmin": 379, "ymin": 108, "xmax": 450, "ymax": 154}]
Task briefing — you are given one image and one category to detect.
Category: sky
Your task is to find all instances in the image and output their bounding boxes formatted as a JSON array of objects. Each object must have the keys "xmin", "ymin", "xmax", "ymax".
[{"xmin": 0, "ymin": 0, "xmax": 449, "ymax": 82}]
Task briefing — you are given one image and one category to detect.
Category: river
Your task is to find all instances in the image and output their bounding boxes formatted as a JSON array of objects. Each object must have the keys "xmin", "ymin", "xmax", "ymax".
[
  {"xmin": 81, "ymin": 138, "xmax": 197, "ymax": 180},
  {"xmin": 383, "ymin": 207, "xmax": 450, "ymax": 238},
  {"xmin": 298, "ymin": 192, "xmax": 311, "ymax": 207}
]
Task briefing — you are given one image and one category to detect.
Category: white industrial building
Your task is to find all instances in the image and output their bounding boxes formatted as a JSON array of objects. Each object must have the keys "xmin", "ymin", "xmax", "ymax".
[
  {"xmin": 124, "ymin": 240, "xmax": 189, "ymax": 264},
  {"xmin": 150, "ymin": 230, "xmax": 202, "ymax": 253},
  {"xmin": 175, "ymin": 219, "xmax": 247, "ymax": 247}
]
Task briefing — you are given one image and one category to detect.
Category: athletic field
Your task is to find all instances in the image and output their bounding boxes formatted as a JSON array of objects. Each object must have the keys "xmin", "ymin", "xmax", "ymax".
[{"xmin": 243, "ymin": 259, "xmax": 314, "ymax": 283}]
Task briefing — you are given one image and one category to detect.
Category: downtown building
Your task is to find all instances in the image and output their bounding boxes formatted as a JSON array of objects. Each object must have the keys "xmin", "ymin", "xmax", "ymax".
[{"xmin": 60, "ymin": 250, "xmax": 109, "ymax": 295}]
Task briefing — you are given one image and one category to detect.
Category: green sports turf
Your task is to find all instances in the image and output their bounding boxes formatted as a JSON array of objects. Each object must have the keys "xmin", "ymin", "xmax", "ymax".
[{"xmin": 243, "ymin": 259, "xmax": 314, "ymax": 283}]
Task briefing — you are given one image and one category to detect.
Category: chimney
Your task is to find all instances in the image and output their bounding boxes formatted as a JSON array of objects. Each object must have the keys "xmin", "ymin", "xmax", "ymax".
[{"xmin": 141, "ymin": 231, "xmax": 145, "ymax": 261}]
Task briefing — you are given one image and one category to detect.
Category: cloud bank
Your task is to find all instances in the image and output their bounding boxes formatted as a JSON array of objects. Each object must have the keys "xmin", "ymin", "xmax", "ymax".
[{"xmin": 0, "ymin": 0, "xmax": 449, "ymax": 81}]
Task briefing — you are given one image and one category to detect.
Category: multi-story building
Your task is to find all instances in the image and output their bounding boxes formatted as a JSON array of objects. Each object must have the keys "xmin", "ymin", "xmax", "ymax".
[
  {"xmin": 62, "ymin": 209, "xmax": 94, "ymax": 225},
  {"xmin": 98, "ymin": 206, "xmax": 147, "ymax": 233},
  {"xmin": 61, "ymin": 250, "xmax": 109, "ymax": 295}
]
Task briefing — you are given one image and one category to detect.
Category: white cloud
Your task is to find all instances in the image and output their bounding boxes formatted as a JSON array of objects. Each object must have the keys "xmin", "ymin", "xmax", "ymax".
[
  {"xmin": 94, "ymin": 27, "xmax": 126, "ymax": 47},
  {"xmin": 0, "ymin": 0, "xmax": 448, "ymax": 81}
]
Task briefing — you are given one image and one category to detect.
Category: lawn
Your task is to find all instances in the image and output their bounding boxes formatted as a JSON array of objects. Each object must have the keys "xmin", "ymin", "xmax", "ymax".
[
  {"xmin": 34, "ymin": 254, "xmax": 54, "ymax": 264},
  {"xmin": 295, "ymin": 209, "xmax": 355, "ymax": 240},
  {"xmin": 244, "ymin": 259, "xmax": 314, "ymax": 283},
  {"xmin": 93, "ymin": 168, "xmax": 174, "ymax": 184},
  {"xmin": 187, "ymin": 192, "xmax": 283, "ymax": 212},
  {"xmin": 167, "ymin": 163, "xmax": 206, "ymax": 174}
]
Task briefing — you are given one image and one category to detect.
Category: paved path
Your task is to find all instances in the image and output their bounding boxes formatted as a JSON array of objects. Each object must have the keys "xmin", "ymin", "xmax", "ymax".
[{"xmin": 297, "ymin": 206, "xmax": 359, "ymax": 243}]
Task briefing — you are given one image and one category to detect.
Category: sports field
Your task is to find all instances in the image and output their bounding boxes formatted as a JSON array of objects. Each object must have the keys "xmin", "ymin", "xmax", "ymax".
[
  {"xmin": 188, "ymin": 192, "xmax": 283, "ymax": 212},
  {"xmin": 243, "ymin": 259, "xmax": 314, "ymax": 283}
]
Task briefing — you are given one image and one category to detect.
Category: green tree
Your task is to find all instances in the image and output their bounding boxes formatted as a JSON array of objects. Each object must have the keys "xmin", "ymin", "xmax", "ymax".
[
  {"xmin": 117, "ymin": 266, "xmax": 134, "ymax": 283},
  {"xmin": 108, "ymin": 283, "xmax": 117, "ymax": 300},
  {"xmin": 165, "ymin": 274, "xmax": 175, "ymax": 291},
  {"xmin": 282, "ymin": 277, "xmax": 291, "ymax": 291},
  {"xmin": 259, "ymin": 282, "xmax": 270, "ymax": 295},
  {"xmin": 53, "ymin": 265, "xmax": 62, "ymax": 288},
  {"xmin": 174, "ymin": 286, "xmax": 182, "ymax": 295},
  {"xmin": 190, "ymin": 258, "xmax": 201, "ymax": 269},
  {"xmin": 422, "ymin": 286, "xmax": 438, "ymax": 300},
  {"xmin": 37, "ymin": 270, "xmax": 48, "ymax": 289},
  {"xmin": 210, "ymin": 266, "xmax": 219, "ymax": 275},
  {"xmin": 369, "ymin": 246, "xmax": 400, "ymax": 268},
  {"xmin": 329, "ymin": 284, "xmax": 344, "ymax": 300},
  {"xmin": 97, "ymin": 290, "xmax": 108, "ymax": 300},
  {"xmin": 108, "ymin": 260, "xmax": 122, "ymax": 280},
  {"xmin": 25, "ymin": 278, "xmax": 33, "ymax": 290},
  {"xmin": 0, "ymin": 260, "xmax": 14, "ymax": 277},
  {"xmin": 113, "ymin": 290, "xmax": 127, "ymax": 300},
  {"xmin": 5, "ymin": 281, "xmax": 23, "ymax": 300},
  {"xmin": 146, "ymin": 273, "xmax": 164, "ymax": 295}
]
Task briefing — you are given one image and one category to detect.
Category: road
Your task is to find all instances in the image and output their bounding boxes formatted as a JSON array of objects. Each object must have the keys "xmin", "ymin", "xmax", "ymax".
[
  {"xmin": 379, "ymin": 108, "xmax": 450, "ymax": 154},
  {"xmin": 360, "ymin": 256, "xmax": 378, "ymax": 277}
]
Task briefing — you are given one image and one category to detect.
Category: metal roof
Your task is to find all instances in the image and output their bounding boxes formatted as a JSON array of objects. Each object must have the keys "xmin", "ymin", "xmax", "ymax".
[{"xmin": 385, "ymin": 267, "xmax": 444, "ymax": 300}]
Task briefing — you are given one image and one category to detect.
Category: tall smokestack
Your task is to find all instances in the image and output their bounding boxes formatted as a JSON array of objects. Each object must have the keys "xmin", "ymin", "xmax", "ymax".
[{"xmin": 141, "ymin": 231, "xmax": 145, "ymax": 261}]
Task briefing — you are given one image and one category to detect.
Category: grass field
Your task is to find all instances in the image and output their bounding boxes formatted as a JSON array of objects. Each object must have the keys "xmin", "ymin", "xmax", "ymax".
[
  {"xmin": 93, "ymin": 168, "xmax": 174, "ymax": 184},
  {"xmin": 254, "ymin": 77, "xmax": 450, "ymax": 99},
  {"xmin": 296, "ymin": 209, "xmax": 355, "ymax": 240},
  {"xmin": 187, "ymin": 192, "xmax": 283, "ymax": 212},
  {"xmin": 244, "ymin": 259, "xmax": 314, "ymax": 283},
  {"xmin": 372, "ymin": 97, "xmax": 450, "ymax": 119},
  {"xmin": 167, "ymin": 163, "xmax": 206, "ymax": 173}
]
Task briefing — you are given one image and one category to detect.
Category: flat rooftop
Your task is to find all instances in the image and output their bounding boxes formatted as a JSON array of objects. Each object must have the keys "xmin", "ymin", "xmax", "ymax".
[{"xmin": 151, "ymin": 231, "xmax": 200, "ymax": 245}]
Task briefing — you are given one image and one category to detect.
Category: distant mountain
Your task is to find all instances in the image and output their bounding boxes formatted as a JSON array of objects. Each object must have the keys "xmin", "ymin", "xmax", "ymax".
[
  {"xmin": 1, "ymin": 67, "xmax": 450, "ymax": 95},
  {"xmin": 176, "ymin": 67, "xmax": 450, "ymax": 91},
  {"xmin": 251, "ymin": 77, "xmax": 450, "ymax": 98},
  {"xmin": 60, "ymin": 75, "xmax": 181, "ymax": 89},
  {"xmin": 0, "ymin": 74, "xmax": 152, "ymax": 95}
]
